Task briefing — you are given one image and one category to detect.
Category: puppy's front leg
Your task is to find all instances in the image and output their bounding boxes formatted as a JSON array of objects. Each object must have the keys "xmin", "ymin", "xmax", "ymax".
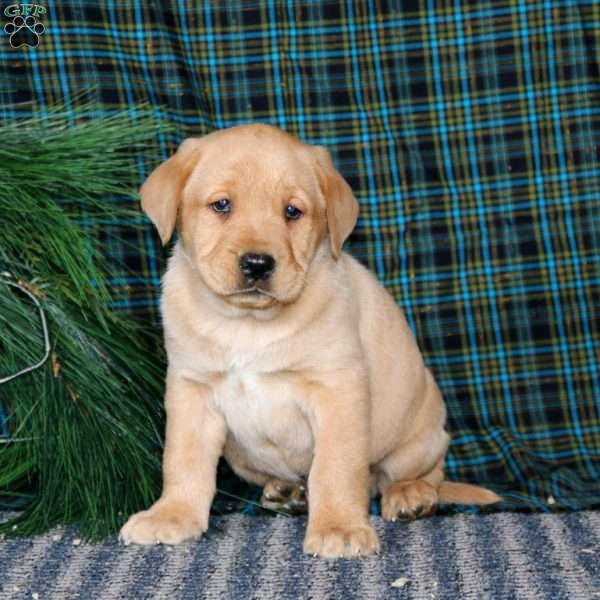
[
  {"xmin": 303, "ymin": 376, "xmax": 380, "ymax": 558},
  {"xmin": 120, "ymin": 372, "xmax": 226, "ymax": 545}
]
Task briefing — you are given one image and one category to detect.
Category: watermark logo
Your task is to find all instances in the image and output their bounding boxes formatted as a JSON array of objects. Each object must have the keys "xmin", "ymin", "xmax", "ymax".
[{"xmin": 3, "ymin": 4, "xmax": 46, "ymax": 48}]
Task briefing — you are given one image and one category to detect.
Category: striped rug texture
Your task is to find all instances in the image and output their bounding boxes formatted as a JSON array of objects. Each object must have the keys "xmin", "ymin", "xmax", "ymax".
[{"xmin": 0, "ymin": 511, "xmax": 599, "ymax": 599}]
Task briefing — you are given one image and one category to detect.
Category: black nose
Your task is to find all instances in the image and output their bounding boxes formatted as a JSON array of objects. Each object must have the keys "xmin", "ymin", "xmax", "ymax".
[{"xmin": 239, "ymin": 253, "xmax": 276, "ymax": 281}]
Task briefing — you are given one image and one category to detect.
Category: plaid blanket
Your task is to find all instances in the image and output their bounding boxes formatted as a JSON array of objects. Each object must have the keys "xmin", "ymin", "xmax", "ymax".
[{"xmin": 0, "ymin": 1, "xmax": 599, "ymax": 512}]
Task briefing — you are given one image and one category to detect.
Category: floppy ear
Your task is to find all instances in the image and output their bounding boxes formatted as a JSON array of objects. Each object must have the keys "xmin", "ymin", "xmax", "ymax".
[
  {"xmin": 140, "ymin": 138, "xmax": 203, "ymax": 245},
  {"xmin": 312, "ymin": 146, "xmax": 359, "ymax": 259}
]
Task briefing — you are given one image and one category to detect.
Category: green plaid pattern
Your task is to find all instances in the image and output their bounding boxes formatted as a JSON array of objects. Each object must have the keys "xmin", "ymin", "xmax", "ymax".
[{"xmin": 1, "ymin": 1, "xmax": 599, "ymax": 511}]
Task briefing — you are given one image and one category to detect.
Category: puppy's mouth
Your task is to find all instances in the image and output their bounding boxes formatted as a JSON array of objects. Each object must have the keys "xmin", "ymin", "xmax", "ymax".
[
  {"xmin": 227, "ymin": 286, "xmax": 276, "ymax": 299},
  {"xmin": 223, "ymin": 286, "xmax": 279, "ymax": 308}
]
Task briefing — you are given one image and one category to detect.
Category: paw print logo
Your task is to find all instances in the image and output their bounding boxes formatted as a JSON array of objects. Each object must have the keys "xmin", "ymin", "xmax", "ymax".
[{"xmin": 4, "ymin": 15, "xmax": 45, "ymax": 48}]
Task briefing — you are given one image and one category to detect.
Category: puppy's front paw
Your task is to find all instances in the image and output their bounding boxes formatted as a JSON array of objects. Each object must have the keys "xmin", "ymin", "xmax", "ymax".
[
  {"xmin": 303, "ymin": 522, "xmax": 380, "ymax": 558},
  {"xmin": 119, "ymin": 500, "xmax": 207, "ymax": 545}
]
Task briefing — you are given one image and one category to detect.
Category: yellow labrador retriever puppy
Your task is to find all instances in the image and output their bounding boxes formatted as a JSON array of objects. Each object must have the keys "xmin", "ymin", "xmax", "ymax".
[{"xmin": 120, "ymin": 124, "xmax": 500, "ymax": 558}]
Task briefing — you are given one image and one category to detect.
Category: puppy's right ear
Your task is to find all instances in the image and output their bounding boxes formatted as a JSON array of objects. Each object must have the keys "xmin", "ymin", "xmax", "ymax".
[{"xmin": 140, "ymin": 138, "xmax": 203, "ymax": 245}]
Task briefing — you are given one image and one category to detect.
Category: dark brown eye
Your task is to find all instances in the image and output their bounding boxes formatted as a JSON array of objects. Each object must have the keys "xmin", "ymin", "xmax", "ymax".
[
  {"xmin": 210, "ymin": 198, "xmax": 231, "ymax": 214},
  {"xmin": 285, "ymin": 204, "xmax": 302, "ymax": 220}
]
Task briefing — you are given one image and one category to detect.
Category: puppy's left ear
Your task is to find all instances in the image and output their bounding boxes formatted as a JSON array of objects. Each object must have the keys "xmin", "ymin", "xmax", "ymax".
[
  {"xmin": 312, "ymin": 146, "xmax": 359, "ymax": 259},
  {"xmin": 140, "ymin": 138, "xmax": 203, "ymax": 245}
]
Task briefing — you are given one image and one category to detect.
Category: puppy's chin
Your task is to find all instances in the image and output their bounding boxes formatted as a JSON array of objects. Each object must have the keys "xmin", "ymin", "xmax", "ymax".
[{"xmin": 223, "ymin": 290, "xmax": 277, "ymax": 310}]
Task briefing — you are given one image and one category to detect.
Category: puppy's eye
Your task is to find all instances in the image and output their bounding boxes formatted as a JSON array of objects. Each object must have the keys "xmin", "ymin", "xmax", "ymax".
[
  {"xmin": 210, "ymin": 198, "xmax": 231, "ymax": 214},
  {"xmin": 285, "ymin": 204, "xmax": 302, "ymax": 220}
]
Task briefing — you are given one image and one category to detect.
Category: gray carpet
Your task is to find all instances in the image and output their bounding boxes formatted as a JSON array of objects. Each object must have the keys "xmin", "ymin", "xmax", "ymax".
[{"xmin": 0, "ymin": 511, "xmax": 599, "ymax": 599}]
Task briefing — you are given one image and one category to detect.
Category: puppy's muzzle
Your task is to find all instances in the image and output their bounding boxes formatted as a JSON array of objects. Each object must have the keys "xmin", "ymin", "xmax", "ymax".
[{"xmin": 239, "ymin": 252, "xmax": 276, "ymax": 282}]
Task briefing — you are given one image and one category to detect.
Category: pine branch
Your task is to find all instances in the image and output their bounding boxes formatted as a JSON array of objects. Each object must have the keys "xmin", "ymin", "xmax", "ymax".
[{"xmin": 0, "ymin": 105, "xmax": 172, "ymax": 538}]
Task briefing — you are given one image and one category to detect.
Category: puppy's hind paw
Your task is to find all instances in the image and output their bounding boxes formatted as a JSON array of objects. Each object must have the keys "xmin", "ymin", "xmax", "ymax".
[
  {"xmin": 261, "ymin": 478, "xmax": 308, "ymax": 514},
  {"xmin": 381, "ymin": 479, "xmax": 438, "ymax": 521}
]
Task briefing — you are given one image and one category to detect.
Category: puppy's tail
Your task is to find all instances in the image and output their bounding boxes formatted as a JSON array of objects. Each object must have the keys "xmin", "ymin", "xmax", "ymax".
[{"xmin": 438, "ymin": 481, "xmax": 502, "ymax": 505}]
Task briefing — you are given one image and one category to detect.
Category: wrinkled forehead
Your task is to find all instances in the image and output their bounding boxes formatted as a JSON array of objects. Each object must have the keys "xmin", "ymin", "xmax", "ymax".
[{"xmin": 185, "ymin": 134, "xmax": 321, "ymax": 200}]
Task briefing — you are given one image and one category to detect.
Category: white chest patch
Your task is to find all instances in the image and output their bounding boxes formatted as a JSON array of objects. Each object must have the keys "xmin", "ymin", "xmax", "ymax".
[{"xmin": 211, "ymin": 368, "xmax": 314, "ymax": 481}]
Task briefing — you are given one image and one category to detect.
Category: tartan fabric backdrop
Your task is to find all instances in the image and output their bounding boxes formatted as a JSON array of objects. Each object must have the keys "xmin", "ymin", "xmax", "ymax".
[{"xmin": 0, "ymin": 0, "xmax": 599, "ymax": 512}]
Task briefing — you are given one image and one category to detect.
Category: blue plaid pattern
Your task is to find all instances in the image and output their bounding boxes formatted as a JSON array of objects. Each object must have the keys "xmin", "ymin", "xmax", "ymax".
[{"xmin": 0, "ymin": 0, "xmax": 599, "ymax": 512}]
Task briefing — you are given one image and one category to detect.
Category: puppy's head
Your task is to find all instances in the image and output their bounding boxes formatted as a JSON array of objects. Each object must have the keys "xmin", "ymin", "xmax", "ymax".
[{"xmin": 141, "ymin": 124, "xmax": 358, "ymax": 309}]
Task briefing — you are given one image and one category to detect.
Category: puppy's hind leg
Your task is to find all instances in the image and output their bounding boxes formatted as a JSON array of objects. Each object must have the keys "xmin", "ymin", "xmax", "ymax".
[
  {"xmin": 378, "ymin": 460, "xmax": 444, "ymax": 521},
  {"xmin": 377, "ymin": 453, "xmax": 502, "ymax": 521},
  {"xmin": 223, "ymin": 445, "xmax": 308, "ymax": 514},
  {"xmin": 261, "ymin": 478, "xmax": 308, "ymax": 514},
  {"xmin": 375, "ymin": 415, "xmax": 450, "ymax": 522}
]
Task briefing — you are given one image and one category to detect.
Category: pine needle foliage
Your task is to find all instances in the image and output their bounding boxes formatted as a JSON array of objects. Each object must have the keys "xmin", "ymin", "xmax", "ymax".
[{"xmin": 0, "ymin": 106, "xmax": 172, "ymax": 538}]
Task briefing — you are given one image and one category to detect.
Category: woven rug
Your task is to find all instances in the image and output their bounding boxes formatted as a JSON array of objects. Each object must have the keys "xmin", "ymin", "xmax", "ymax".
[{"xmin": 0, "ymin": 511, "xmax": 598, "ymax": 599}]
